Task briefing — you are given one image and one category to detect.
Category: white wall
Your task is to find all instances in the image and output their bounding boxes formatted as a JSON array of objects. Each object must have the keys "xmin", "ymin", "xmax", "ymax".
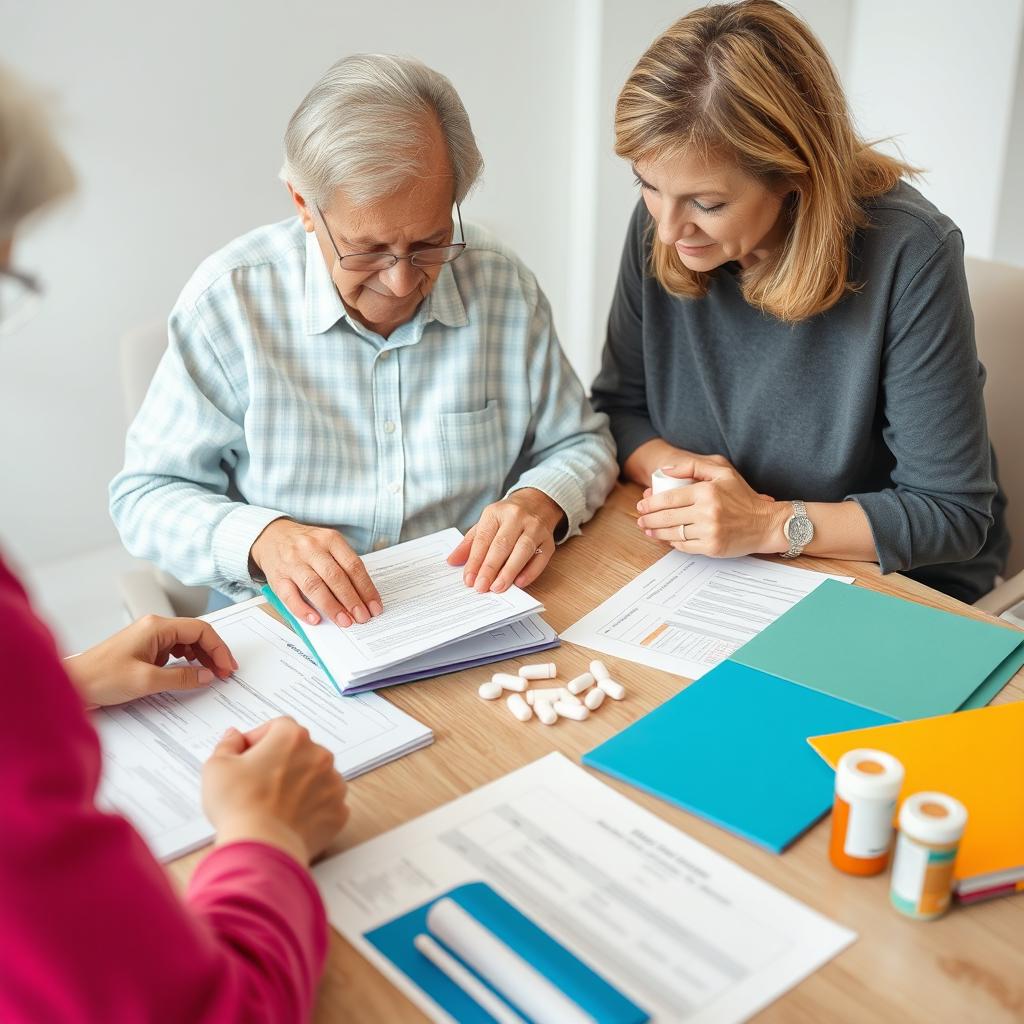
[{"xmin": 3, "ymin": 0, "xmax": 1023, "ymax": 575}]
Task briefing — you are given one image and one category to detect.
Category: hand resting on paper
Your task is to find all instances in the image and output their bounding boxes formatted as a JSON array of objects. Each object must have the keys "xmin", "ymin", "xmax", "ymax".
[
  {"xmin": 65, "ymin": 614, "xmax": 237, "ymax": 707},
  {"xmin": 447, "ymin": 488, "xmax": 566, "ymax": 594},
  {"xmin": 203, "ymin": 717, "xmax": 350, "ymax": 866},
  {"xmin": 250, "ymin": 518, "xmax": 383, "ymax": 628}
]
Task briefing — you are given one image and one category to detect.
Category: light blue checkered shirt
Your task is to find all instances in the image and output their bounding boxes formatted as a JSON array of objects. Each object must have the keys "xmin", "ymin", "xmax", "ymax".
[{"xmin": 110, "ymin": 217, "xmax": 617, "ymax": 599}]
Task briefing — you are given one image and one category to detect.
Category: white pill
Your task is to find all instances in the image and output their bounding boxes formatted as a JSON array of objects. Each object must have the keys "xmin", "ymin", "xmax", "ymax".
[
  {"xmin": 590, "ymin": 659, "xmax": 611, "ymax": 682},
  {"xmin": 598, "ymin": 677, "xmax": 626, "ymax": 701},
  {"xmin": 584, "ymin": 686, "xmax": 606, "ymax": 710},
  {"xmin": 535, "ymin": 701, "xmax": 558, "ymax": 726},
  {"xmin": 519, "ymin": 662, "xmax": 557, "ymax": 680},
  {"xmin": 492, "ymin": 672, "xmax": 527, "ymax": 692},
  {"xmin": 566, "ymin": 672, "xmax": 595, "ymax": 695},
  {"xmin": 553, "ymin": 699, "xmax": 589, "ymax": 721},
  {"xmin": 506, "ymin": 693, "xmax": 533, "ymax": 722},
  {"xmin": 478, "ymin": 680, "xmax": 503, "ymax": 700}
]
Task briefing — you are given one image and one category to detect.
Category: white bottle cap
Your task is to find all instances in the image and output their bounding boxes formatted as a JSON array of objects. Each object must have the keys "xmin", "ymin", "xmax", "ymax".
[
  {"xmin": 835, "ymin": 748, "xmax": 904, "ymax": 802},
  {"xmin": 651, "ymin": 468, "xmax": 694, "ymax": 495},
  {"xmin": 898, "ymin": 791, "xmax": 968, "ymax": 846}
]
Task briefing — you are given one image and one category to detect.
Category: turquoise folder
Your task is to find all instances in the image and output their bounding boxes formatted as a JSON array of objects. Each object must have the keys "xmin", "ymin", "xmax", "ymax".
[
  {"xmin": 730, "ymin": 580, "xmax": 1024, "ymax": 720},
  {"xmin": 583, "ymin": 661, "xmax": 894, "ymax": 853}
]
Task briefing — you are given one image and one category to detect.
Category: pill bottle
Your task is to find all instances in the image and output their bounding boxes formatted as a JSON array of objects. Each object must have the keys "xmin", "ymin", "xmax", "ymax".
[
  {"xmin": 890, "ymin": 792, "xmax": 967, "ymax": 921},
  {"xmin": 829, "ymin": 748, "xmax": 904, "ymax": 876},
  {"xmin": 651, "ymin": 468, "xmax": 694, "ymax": 495}
]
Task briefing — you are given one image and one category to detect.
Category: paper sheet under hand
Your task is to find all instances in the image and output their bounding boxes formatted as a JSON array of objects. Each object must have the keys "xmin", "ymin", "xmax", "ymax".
[
  {"xmin": 92, "ymin": 598, "xmax": 432, "ymax": 861},
  {"xmin": 560, "ymin": 551, "xmax": 852, "ymax": 680}
]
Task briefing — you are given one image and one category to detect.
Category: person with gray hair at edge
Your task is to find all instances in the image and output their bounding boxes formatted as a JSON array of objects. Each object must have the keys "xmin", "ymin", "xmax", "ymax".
[{"xmin": 110, "ymin": 54, "xmax": 616, "ymax": 627}]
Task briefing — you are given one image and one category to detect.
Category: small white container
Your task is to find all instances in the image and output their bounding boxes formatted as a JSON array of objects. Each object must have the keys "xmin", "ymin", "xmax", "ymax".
[
  {"xmin": 890, "ymin": 792, "xmax": 967, "ymax": 920},
  {"xmin": 829, "ymin": 748, "xmax": 904, "ymax": 876},
  {"xmin": 651, "ymin": 468, "xmax": 695, "ymax": 495}
]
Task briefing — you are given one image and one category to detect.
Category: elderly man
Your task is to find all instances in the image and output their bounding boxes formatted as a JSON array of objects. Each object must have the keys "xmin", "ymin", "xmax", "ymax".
[{"xmin": 110, "ymin": 54, "xmax": 616, "ymax": 629}]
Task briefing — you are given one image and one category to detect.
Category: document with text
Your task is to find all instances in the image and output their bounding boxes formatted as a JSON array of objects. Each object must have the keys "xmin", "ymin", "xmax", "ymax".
[
  {"xmin": 273, "ymin": 528, "xmax": 553, "ymax": 693},
  {"xmin": 560, "ymin": 552, "xmax": 852, "ymax": 680},
  {"xmin": 92, "ymin": 599, "xmax": 432, "ymax": 861},
  {"xmin": 315, "ymin": 753, "xmax": 854, "ymax": 1024}
]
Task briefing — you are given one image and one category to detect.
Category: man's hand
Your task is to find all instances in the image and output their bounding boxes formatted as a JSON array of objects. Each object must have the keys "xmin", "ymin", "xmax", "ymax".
[
  {"xmin": 66, "ymin": 615, "xmax": 237, "ymax": 707},
  {"xmin": 250, "ymin": 519, "xmax": 382, "ymax": 628},
  {"xmin": 447, "ymin": 488, "xmax": 565, "ymax": 593}
]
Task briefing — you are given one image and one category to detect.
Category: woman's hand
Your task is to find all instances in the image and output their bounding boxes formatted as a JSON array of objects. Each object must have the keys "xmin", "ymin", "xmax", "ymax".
[
  {"xmin": 202, "ymin": 717, "xmax": 350, "ymax": 866},
  {"xmin": 635, "ymin": 457, "xmax": 786, "ymax": 557},
  {"xmin": 66, "ymin": 615, "xmax": 237, "ymax": 708},
  {"xmin": 447, "ymin": 488, "xmax": 565, "ymax": 593}
]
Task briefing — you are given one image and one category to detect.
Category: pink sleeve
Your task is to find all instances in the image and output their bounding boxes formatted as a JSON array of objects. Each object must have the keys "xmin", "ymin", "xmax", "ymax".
[{"xmin": 0, "ymin": 560, "xmax": 328, "ymax": 1023}]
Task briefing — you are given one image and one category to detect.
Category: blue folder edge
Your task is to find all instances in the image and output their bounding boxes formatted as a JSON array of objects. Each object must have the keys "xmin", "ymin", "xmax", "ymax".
[
  {"xmin": 582, "ymin": 661, "xmax": 895, "ymax": 854},
  {"xmin": 261, "ymin": 584, "xmax": 558, "ymax": 695},
  {"xmin": 364, "ymin": 881, "xmax": 649, "ymax": 1024}
]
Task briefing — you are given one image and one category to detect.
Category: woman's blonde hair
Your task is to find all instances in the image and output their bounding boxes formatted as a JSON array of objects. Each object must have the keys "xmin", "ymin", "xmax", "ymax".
[
  {"xmin": 0, "ymin": 65, "xmax": 74, "ymax": 240},
  {"xmin": 615, "ymin": 0, "xmax": 916, "ymax": 321}
]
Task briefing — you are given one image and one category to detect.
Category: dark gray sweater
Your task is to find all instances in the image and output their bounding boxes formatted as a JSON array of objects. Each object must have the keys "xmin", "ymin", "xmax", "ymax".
[{"xmin": 592, "ymin": 183, "xmax": 1008, "ymax": 603}]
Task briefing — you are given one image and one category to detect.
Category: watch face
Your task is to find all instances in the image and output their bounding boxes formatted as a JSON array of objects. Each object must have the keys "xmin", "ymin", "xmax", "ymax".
[{"xmin": 788, "ymin": 516, "xmax": 814, "ymax": 547}]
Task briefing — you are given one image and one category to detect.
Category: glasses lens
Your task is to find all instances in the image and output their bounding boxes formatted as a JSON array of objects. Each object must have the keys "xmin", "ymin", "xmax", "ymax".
[
  {"xmin": 411, "ymin": 244, "xmax": 466, "ymax": 267},
  {"xmin": 0, "ymin": 272, "xmax": 42, "ymax": 336},
  {"xmin": 337, "ymin": 253, "xmax": 397, "ymax": 272}
]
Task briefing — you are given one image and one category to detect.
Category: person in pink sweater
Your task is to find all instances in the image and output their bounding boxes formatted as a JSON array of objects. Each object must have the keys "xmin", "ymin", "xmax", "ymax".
[{"xmin": 0, "ymin": 66, "xmax": 349, "ymax": 1023}]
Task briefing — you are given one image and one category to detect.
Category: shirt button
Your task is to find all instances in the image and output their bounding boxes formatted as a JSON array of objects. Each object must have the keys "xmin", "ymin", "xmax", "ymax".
[
  {"xmin": 373, "ymin": 538, "xmax": 390, "ymax": 551},
  {"xmin": 387, "ymin": 482, "xmax": 401, "ymax": 494},
  {"xmin": 379, "ymin": 350, "xmax": 390, "ymax": 360},
  {"xmin": 383, "ymin": 420, "xmax": 396, "ymax": 434}
]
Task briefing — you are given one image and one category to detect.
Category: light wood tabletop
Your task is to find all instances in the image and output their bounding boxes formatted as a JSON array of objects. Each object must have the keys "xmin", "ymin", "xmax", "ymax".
[{"xmin": 167, "ymin": 484, "xmax": 1024, "ymax": 1023}]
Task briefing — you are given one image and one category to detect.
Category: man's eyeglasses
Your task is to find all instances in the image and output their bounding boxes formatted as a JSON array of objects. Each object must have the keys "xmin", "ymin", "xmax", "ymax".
[
  {"xmin": 0, "ymin": 267, "xmax": 42, "ymax": 335},
  {"xmin": 316, "ymin": 203, "xmax": 466, "ymax": 273}
]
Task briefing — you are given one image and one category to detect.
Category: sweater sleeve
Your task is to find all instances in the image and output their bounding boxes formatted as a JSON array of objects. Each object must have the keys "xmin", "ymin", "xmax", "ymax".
[
  {"xmin": 0, "ymin": 561, "xmax": 327, "ymax": 1024},
  {"xmin": 590, "ymin": 202, "xmax": 660, "ymax": 463},
  {"xmin": 846, "ymin": 230, "xmax": 997, "ymax": 574}
]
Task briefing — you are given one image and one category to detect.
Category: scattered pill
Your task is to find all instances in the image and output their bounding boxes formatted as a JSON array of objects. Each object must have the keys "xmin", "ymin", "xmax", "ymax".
[
  {"xmin": 478, "ymin": 680, "xmax": 503, "ymax": 700},
  {"xmin": 525, "ymin": 687, "xmax": 576, "ymax": 705},
  {"xmin": 519, "ymin": 662, "xmax": 557, "ymax": 680},
  {"xmin": 597, "ymin": 677, "xmax": 626, "ymax": 701},
  {"xmin": 535, "ymin": 702, "xmax": 558, "ymax": 726},
  {"xmin": 492, "ymin": 672, "xmax": 527, "ymax": 692},
  {"xmin": 584, "ymin": 686, "xmax": 606, "ymax": 710},
  {"xmin": 553, "ymin": 699, "xmax": 589, "ymax": 721},
  {"xmin": 506, "ymin": 693, "xmax": 533, "ymax": 722},
  {"xmin": 566, "ymin": 672, "xmax": 595, "ymax": 695},
  {"xmin": 590, "ymin": 659, "xmax": 611, "ymax": 682}
]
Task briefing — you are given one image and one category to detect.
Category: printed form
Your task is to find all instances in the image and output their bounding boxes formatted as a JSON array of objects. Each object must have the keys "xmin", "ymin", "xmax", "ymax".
[
  {"xmin": 315, "ymin": 753, "xmax": 854, "ymax": 1024},
  {"xmin": 92, "ymin": 599, "xmax": 432, "ymax": 861},
  {"xmin": 560, "ymin": 552, "xmax": 852, "ymax": 680}
]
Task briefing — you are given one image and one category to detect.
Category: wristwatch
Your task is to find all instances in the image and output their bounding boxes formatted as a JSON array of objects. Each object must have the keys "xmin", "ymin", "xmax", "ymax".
[{"xmin": 781, "ymin": 500, "xmax": 814, "ymax": 558}]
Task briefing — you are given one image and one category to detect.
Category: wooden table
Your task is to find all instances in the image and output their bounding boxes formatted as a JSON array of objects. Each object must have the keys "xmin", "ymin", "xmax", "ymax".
[{"xmin": 168, "ymin": 484, "xmax": 1024, "ymax": 1023}]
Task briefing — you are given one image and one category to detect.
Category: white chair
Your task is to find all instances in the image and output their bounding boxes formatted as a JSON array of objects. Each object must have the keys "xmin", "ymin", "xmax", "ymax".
[
  {"xmin": 966, "ymin": 258, "xmax": 1024, "ymax": 625},
  {"xmin": 118, "ymin": 323, "xmax": 211, "ymax": 619}
]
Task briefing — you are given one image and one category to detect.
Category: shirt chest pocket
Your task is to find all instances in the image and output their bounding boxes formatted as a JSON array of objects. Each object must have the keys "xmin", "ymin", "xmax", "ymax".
[{"xmin": 438, "ymin": 400, "xmax": 506, "ymax": 508}]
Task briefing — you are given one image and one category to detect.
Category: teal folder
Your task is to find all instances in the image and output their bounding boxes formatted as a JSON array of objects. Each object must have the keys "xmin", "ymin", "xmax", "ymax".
[
  {"xmin": 730, "ymin": 580, "xmax": 1024, "ymax": 721},
  {"xmin": 583, "ymin": 661, "xmax": 894, "ymax": 853}
]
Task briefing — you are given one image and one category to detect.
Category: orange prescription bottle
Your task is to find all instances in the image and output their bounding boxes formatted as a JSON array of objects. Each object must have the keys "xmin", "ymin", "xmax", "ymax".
[
  {"xmin": 829, "ymin": 749, "xmax": 905, "ymax": 876},
  {"xmin": 890, "ymin": 792, "xmax": 967, "ymax": 920}
]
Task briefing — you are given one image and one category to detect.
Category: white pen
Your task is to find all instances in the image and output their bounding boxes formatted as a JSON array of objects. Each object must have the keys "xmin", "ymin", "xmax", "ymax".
[{"xmin": 413, "ymin": 933, "xmax": 527, "ymax": 1024}]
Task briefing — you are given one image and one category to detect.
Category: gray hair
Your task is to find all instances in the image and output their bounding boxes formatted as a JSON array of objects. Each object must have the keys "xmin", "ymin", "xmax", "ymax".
[
  {"xmin": 0, "ymin": 65, "xmax": 75, "ymax": 240},
  {"xmin": 280, "ymin": 54, "xmax": 483, "ymax": 208}
]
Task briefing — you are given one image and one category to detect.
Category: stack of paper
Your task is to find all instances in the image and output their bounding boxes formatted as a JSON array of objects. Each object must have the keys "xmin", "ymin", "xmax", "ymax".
[
  {"xmin": 266, "ymin": 528, "xmax": 558, "ymax": 694},
  {"xmin": 809, "ymin": 702, "xmax": 1024, "ymax": 901},
  {"xmin": 315, "ymin": 753, "xmax": 855, "ymax": 1024},
  {"xmin": 93, "ymin": 598, "xmax": 433, "ymax": 861}
]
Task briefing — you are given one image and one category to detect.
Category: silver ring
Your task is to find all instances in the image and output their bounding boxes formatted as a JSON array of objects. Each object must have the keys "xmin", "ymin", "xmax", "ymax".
[
  {"xmin": 534, "ymin": 546, "xmax": 544, "ymax": 556},
  {"xmin": 678, "ymin": 523, "xmax": 687, "ymax": 541}
]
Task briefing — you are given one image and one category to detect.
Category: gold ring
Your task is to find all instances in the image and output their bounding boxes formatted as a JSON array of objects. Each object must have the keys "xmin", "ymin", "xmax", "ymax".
[{"xmin": 679, "ymin": 523, "xmax": 687, "ymax": 541}]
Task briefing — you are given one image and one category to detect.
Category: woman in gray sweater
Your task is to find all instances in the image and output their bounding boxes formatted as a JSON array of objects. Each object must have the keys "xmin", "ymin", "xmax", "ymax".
[{"xmin": 592, "ymin": 0, "xmax": 1008, "ymax": 603}]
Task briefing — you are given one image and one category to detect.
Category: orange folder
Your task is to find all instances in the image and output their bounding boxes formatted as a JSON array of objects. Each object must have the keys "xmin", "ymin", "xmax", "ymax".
[{"xmin": 808, "ymin": 702, "xmax": 1024, "ymax": 890}]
